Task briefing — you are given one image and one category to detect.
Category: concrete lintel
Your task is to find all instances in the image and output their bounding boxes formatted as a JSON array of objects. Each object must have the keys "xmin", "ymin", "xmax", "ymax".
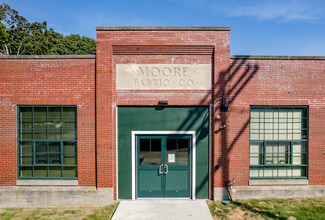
[
  {"xmin": 231, "ymin": 55, "xmax": 325, "ymax": 60},
  {"xmin": 249, "ymin": 179, "xmax": 308, "ymax": 186},
  {"xmin": 17, "ymin": 180, "xmax": 78, "ymax": 186},
  {"xmin": 0, "ymin": 55, "xmax": 95, "ymax": 59},
  {"xmin": 96, "ymin": 26, "xmax": 231, "ymax": 31}
]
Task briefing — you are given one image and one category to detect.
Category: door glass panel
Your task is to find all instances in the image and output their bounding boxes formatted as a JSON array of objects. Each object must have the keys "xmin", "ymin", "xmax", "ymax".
[
  {"xmin": 178, "ymin": 139, "xmax": 189, "ymax": 166},
  {"xmin": 167, "ymin": 139, "xmax": 177, "ymax": 165},
  {"xmin": 167, "ymin": 138, "xmax": 189, "ymax": 166},
  {"xmin": 139, "ymin": 138, "xmax": 161, "ymax": 166},
  {"xmin": 139, "ymin": 139, "xmax": 150, "ymax": 165},
  {"xmin": 150, "ymin": 139, "xmax": 161, "ymax": 165}
]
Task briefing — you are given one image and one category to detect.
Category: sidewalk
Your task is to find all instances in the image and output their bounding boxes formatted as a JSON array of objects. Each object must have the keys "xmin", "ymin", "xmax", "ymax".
[{"xmin": 112, "ymin": 199, "xmax": 212, "ymax": 220}]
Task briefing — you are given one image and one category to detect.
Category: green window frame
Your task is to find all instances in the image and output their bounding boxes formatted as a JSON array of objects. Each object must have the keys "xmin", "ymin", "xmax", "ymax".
[
  {"xmin": 18, "ymin": 106, "xmax": 77, "ymax": 179},
  {"xmin": 249, "ymin": 106, "xmax": 308, "ymax": 179}
]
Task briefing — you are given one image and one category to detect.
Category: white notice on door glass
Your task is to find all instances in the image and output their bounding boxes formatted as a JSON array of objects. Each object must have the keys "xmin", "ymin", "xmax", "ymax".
[{"xmin": 168, "ymin": 154, "xmax": 175, "ymax": 163}]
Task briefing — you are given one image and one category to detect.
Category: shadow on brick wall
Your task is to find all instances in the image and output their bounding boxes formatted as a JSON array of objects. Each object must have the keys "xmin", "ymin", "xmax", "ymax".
[{"xmin": 175, "ymin": 58, "xmax": 259, "ymax": 198}]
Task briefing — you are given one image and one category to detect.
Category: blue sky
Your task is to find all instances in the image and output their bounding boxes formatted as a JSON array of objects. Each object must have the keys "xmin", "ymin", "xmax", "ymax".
[{"xmin": 2, "ymin": 0, "xmax": 325, "ymax": 56}]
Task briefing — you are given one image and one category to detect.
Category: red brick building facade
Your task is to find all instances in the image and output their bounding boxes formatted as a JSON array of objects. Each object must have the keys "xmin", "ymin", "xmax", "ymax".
[{"xmin": 0, "ymin": 27, "xmax": 324, "ymax": 206}]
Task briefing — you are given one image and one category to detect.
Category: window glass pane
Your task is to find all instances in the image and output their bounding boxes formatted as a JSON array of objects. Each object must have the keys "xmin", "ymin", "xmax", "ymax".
[
  {"xmin": 250, "ymin": 108, "xmax": 260, "ymax": 118},
  {"xmin": 62, "ymin": 129, "xmax": 76, "ymax": 140},
  {"xmin": 249, "ymin": 142, "xmax": 263, "ymax": 165},
  {"xmin": 49, "ymin": 142, "xmax": 61, "ymax": 164},
  {"xmin": 49, "ymin": 167, "xmax": 62, "ymax": 177},
  {"xmin": 292, "ymin": 167, "xmax": 305, "ymax": 177},
  {"xmin": 278, "ymin": 142, "xmax": 290, "ymax": 164},
  {"xmin": 20, "ymin": 167, "xmax": 33, "ymax": 177},
  {"xmin": 21, "ymin": 129, "xmax": 32, "ymax": 139},
  {"xmin": 48, "ymin": 107, "xmax": 61, "ymax": 118},
  {"xmin": 20, "ymin": 153, "xmax": 33, "ymax": 164},
  {"xmin": 64, "ymin": 154, "xmax": 76, "ymax": 165},
  {"xmin": 36, "ymin": 142, "xmax": 48, "ymax": 164},
  {"xmin": 34, "ymin": 166, "xmax": 47, "ymax": 177},
  {"xmin": 63, "ymin": 167, "xmax": 77, "ymax": 177},
  {"xmin": 20, "ymin": 107, "xmax": 32, "ymax": 118},
  {"xmin": 63, "ymin": 118, "xmax": 76, "ymax": 129},
  {"xmin": 293, "ymin": 109, "xmax": 302, "ymax": 118},
  {"xmin": 250, "ymin": 168, "xmax": 259, "ymax": 177},
  {"xmin": 49, "ymin": 154, "xmax": 61, "ymax": 164},
  {"xmin": 19, "ymin": 142, "xmax": 33, "ymax": 165},
  {"xmin": 278, "ymin": 167, "xmax": 289, "ymax": 177},
  {"xmin": 34, "ymin": 107, "xmax": 47, "ymax": 118},
  {"xmin": 63, "ymin": 107, "xmax": 76, "ymax": 118},
  {"xmin": 48, "ymin": 118, "xmax": 62, "ymax": 129},
  {"xmin": 34, "ymin": 129, "xmax": 47, "ymax": 139},
  {"xmin": 301, "ymin": 130, "xmax": 307, "ymax": 139},
  {"xmin": 63, "ymin": 142, "xmax": 76, "ymax": 165},
  {"xmin": 48, "ymin": 129, "xmax": 61, "ymax": 140},
  {"xmin": 250, "ymin": 133, "xmax": 259, "ymax": 140},
  {"xmin": 265, "ymin": 142, "xmax": 275, "ymax": 164},
  {"xmin": 20, "ymin": 141, "xmax": 33, "ymax": 153},
  {"xmin": 21, "ymin": 117, "xmax": 32, "ymax": 124},
  {"xmin": 21, "ymin": 120, "xmax": 32, "ymax": 129},
  {"xmin": 264, "ymin": 167, "xmax": 273, "ymax": 177},
  {"xmin": 250, "ymin": 123, "xmax": 259, "ymax": 129},
  {"xmin": 64, "ymin": 142, "xmax": 76, "ymax": 153},
  {"xmin": 34, "ymin": 118, "xmax": 46, "ymax": 129}
]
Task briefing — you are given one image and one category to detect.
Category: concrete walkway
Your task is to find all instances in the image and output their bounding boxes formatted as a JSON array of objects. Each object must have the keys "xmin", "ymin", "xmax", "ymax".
[{"xmin": 112, "ymin": 199, "xmax": 212, "ymax": 220}]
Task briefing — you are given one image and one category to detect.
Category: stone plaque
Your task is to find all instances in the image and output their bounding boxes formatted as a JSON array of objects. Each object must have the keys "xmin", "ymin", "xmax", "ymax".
[{"xmin": 116, "ymin": 64, "xmax": 211, "ymax": 90}]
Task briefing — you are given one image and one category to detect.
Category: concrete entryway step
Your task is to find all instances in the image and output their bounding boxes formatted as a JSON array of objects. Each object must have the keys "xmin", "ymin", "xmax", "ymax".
[{"xmin": 112, "ymin": 199, "xmax": 212, "ymax": 220}]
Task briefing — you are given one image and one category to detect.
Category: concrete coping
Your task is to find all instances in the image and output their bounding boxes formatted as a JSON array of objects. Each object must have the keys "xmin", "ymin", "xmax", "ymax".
[
  {"xmin": 0, "ymin": 55, "xmax": 95, "ymax": 59},
  {"xmin": 249, "ymin": 179, "xmax": 309, "ymax": 186},
  {"xmin": 17, "ymin": 180, "xmax": 78, "ymax": 186},
  {"xmin": 231, "ymin": 55, "xmax": 325, "ymax": 60},
  {"xmin": 96, "ymin": 26, "xmax": 231, "ymax": 31}
]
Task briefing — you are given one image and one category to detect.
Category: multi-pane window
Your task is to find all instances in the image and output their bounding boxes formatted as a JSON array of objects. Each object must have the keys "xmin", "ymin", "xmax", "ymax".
[
  {"xmin": 18, "ymin": 106, "xmax": 77, "ymax": 179},
  {"xmin": 249, "ymin": 106, "xmax": 308, "ymax": 179}
]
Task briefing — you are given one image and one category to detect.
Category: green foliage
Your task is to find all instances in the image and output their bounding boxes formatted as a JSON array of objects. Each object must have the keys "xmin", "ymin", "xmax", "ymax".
[
  {"xmin": 0, "ymin": 3, "xmax": 96, "ymax": 55},
  {"xmin": 0, "ymin": 23, "xmax": 9, "ymax": 49}
]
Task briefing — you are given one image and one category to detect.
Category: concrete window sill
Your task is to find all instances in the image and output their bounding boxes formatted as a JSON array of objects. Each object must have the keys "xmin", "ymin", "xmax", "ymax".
[
  {"xmin": 16, "ymin": 180, "xmax": 78, "ymax": 186},
  {"xmin": 249, "ymin": 179, "xmax": 308, "ymax": 186}
]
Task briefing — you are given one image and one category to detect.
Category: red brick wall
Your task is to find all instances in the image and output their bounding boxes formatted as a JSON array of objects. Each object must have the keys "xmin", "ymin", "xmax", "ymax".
[
  {"xmin": 0, "ymin": 58, "xmax": 96, "ymax": 186},
  {"xmin": 96, "ymin": 30, "xmax": 230, "ymax": 198},
  {"xmin": 219, "ymin": 58, "xmax": 325, "ymax": 187}
]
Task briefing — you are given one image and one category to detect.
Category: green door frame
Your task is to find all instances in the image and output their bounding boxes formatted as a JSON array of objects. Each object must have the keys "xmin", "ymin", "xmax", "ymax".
[{"xmin": 131, "ymin": 131, "xmax": 196, "ymax": 200}]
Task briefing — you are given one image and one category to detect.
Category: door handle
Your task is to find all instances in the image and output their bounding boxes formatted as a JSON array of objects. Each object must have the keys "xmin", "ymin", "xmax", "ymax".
[
  {"xmin": 159, "ymin": 164, "xmax": 163, "ymax": 175},
  {"xmin": 164, "ymin": 164, "xmax": 168, "ymax": 174}
]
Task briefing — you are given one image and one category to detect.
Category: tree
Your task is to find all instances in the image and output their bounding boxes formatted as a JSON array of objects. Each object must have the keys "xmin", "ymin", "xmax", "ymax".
[
  {"xmin": 0, "ymin": 3, "xmax": 29, "ymax": 55},
  {"xmin": 0, "ymin": 23, "xmax": 9, "ymax": 51},
  {"xmin": 0, "ymin": 3, "xmax": 96, "ymax": 55}
]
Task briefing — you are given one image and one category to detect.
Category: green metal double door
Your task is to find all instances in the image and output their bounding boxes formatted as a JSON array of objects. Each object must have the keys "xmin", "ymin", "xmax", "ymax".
[{"xmin": 137, "ymin": 135, "xmax": 191, "ymax": 198}]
